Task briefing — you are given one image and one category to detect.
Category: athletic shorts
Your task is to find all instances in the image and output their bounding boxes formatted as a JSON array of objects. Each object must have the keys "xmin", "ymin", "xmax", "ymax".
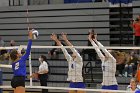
[
  {"xmin": 11, "ymin": 76, "xmax": 25, "ymax": 88},
  {"xmin": 102, "ymin": 85, "xmax": 118, "ymax": 90},
  {"xmin": 69, "ymin": 82, "xmax": 85, "ymax": 88}
]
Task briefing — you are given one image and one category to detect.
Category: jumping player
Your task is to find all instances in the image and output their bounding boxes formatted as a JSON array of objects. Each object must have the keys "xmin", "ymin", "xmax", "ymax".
[
  {"xmin": 88, "ymin": 32, "xmax": 118, "ymax": 93},
  {"xmin": 10, "ymin": 31, "xmax": 33, "ymax": 93},
  {"xmin": 51, "ymin": 33, "xmax": 85, "ymax": 93}
]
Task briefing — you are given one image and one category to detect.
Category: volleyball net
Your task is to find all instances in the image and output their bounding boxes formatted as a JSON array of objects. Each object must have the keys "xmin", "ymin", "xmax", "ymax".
[{"xmin": 0, "ymin": 45, "xmax": 138, "ymax": 93}]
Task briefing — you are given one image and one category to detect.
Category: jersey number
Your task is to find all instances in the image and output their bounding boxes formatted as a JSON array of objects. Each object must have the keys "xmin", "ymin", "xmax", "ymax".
[
  {"xmin": 15, "ymin": 62, "xmax": 19, "ymax": 70},
  {"xmin": 102, "ymin": 66, "xmax": 105, "ymax": 71}
]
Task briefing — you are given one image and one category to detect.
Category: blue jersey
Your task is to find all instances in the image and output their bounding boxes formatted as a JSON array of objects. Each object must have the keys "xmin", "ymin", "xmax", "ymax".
[{"xmin": 12, "ymin": 39, "xmax": 32, "ymax": 76}]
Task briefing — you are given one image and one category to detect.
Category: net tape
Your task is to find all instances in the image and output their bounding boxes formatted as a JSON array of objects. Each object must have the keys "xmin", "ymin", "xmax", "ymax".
[
  {"xmin": 0, "ymin": 86, "xmax": 135, "ymax": 93},
  {"xmin": 0, "ymin": 45, "xmax": 139, "ymax": 49}
]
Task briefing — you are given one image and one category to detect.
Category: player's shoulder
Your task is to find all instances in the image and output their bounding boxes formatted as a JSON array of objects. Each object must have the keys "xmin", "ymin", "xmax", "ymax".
[{"xmin": 135, "ymin": 90, "xmax": 140, "ymax": 93}]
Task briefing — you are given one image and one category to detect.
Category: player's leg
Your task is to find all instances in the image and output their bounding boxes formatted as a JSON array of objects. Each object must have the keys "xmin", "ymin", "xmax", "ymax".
[
  {"xmin": 15, "ymin": 86, "xmax": 25, "ymax": 93},
  {"xmin": 69, "ymin": 90, "xmax": 77, "ymax": 93},
  {"xmin": 77, "ymin": 90, "xmax": 86, "ymax": 93},
  {"xmin": 69, "ymin": 82, "xmax": 77, "ymax": 93}
]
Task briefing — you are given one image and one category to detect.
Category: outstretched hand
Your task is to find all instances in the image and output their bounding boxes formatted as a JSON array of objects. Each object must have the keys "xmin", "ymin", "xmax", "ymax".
[
  {"xmin": 88, "ymin": 31, "xmax": 97, "ymax": 41},
  {"xmin": 28, "ymin": 30, "xmax": 33, "ymax": 39},
  {"xmin": 50, "ymin": 33, "xmax": 58, "ymax": 41},
  {"xmin": 61, "ymin": 32, "xmax": 68, "ymax": 41},
  {"xmin": 88, "ymin": 33, "xmax": 92, "ymax": 41},
  {"xmin": 94, "ymin": 33, "xmax": 97, "ymax": 40}
]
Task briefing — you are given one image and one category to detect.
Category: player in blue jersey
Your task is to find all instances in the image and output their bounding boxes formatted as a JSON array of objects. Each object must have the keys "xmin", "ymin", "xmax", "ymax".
[
  {"xmin": 10, "ymin": 31, "xmax": 33, "ymax": 93},
  {"xmin": 136, "ymin": 90, "xmax": 140, "ymax": 93}
]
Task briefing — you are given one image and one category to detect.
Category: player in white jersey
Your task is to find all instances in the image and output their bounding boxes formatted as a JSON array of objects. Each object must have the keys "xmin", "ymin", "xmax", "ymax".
[
  {"xmin": 88, "ymin": 32, "xmax": 118, "ymax": 92},
  {"xmin": 51, "ymin": 33, "xmax": 85, "ymax": 93}
]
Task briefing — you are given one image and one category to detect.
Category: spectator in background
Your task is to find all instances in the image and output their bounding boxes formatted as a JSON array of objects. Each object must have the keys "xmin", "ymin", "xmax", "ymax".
[
  {"xmin": 10, "ymin": 40, "xmax": 16, "ymax": 46},
  {"xmin": 0, "ymin": 36, "xmax": 6, "ymax": 55},
  {"xmin": 130, "ymin": 50, "xmax": 139, "ymax": 75},
  {"xmin": 0, "ymin": 36, "xmax": 5, "ymax": 47},
  {"xmin": 126, "ymin": 78, "xmax": 139, "ymax": 91},
  {"xmin": 135, "ymin": 60, "xmax": 140, "ymax": 89},
  {"xmin": 82, "ymin": 29, "xmax": 96, "ymax": 61},
  {"xmin": 0, "ymin": 36, "xmax": 7, "ymax": 61},
  {"xmin": 115, "ymin": 51, "xmax": 126, "ymax": 76},
  {"xmin": 48, "ymin": 35, "xmax": 59, "ymax": 59},
  {"xmin": 131, "ymin": 15, "xmax": 140, "ymax": 46},
  {"xmin": 123, "ymin": 52, "xmax": 134, "ymax": 77},
  {"xmin": 48, "ymin": 35, "xmax": 65, "ymax": 59},
  {"xmin": 48, "ymin": 42, "xmax": 59, "ymax": 59}
]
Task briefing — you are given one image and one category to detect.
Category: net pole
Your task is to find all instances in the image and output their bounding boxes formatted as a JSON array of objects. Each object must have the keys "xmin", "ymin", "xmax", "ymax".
[{"xmin": 29, "ymin": 52, "xmax": 32, "ymax": 86}]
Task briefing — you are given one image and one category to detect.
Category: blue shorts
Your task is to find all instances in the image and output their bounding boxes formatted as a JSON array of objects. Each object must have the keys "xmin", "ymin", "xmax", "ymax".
[
  {"xmin": 102, "ymin": 85, "xmax": 118, "ymax": 90},
  {"xmin": 69, "ymin": 82, "xmax": 85, "ymax": 88}
]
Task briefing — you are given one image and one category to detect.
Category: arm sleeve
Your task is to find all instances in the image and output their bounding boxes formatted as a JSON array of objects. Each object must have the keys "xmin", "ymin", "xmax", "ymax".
[
  {"xmin": 70, "ymin": 47, "xmax": 82, "ymax": 63},
  {"xmin": 21, "ymin": 39, "xmax": 32, "ymax": 60},
  {"xmin": 90, "ymin": 40, "xmax": 105, "ymax": 62},
  {"xmin": 95, "ymin": 40, "xmax": 116, "ymax": 62},
  {"xmin": 61, "ymin": 45, "xmax": 72, "ymax": 62}
]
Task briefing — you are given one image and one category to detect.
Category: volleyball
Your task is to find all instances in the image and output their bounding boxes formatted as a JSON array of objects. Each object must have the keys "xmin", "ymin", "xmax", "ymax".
[{"xmin": 32, "ymin": 29, "xmax": 39, "ymax": 39}]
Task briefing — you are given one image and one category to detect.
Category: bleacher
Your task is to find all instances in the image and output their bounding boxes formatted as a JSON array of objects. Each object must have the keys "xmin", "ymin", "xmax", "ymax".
[{"xmin": 0, "ymin": 0, "xmax": 140, "ymax": 92}]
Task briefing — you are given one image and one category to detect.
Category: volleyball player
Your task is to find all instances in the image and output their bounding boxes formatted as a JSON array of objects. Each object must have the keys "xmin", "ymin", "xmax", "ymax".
[
  {"xmin": 135, "ymin": 90, "xmax": 140, "ymax": 93},
  {"xmin": 126, "ymin": 78, "xmax": 139, "ymax": 91},
  {"xmin": 51, "ymin": 33, "xmax": 85, "ymax": 93},
  {"xmin": 88, "ymin": 32, "xmax": 118, "ymax": 93},
  {"xmin": 10, "ymin": 31, "xmax": 33, "ymax": 93}
]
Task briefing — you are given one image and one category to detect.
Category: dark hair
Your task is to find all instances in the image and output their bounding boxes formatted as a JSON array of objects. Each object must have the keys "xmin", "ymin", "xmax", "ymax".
[
  {"xmin": 88, "ymin": 29, "xmax": 95, "ymax": 39},
  {"xmin": 135, "ymin": 18, "xmax": 139, "ymax": 21},
  {"xmin": 10, "ymin": 49, "xmax": 18, "ymax": 61},
  {"xmin": 40, "ymin": 55, "xmax": 47, "ymax": 61}
]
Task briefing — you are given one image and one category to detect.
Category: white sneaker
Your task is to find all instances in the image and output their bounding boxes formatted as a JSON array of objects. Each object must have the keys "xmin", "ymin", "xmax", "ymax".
[
  {"xmin": 118, "ymin": 74, "xmax": 122, "ymax": 77},
  {"xmin": 122, "ymin": 74, "xmax": 127, "ymax": 77},
  {"xmin": 128, "ymin": 74, "xmax": 132, "ymax": 77}
]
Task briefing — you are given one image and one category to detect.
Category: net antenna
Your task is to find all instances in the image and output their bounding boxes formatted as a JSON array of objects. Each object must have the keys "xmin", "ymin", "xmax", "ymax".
[{"xmin": 26, "ymin": 2, "xmax": 33, "ymax": 86}]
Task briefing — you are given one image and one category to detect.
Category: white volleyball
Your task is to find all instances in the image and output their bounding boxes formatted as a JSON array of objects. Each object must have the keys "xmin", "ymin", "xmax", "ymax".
[{"xmin": 32, "ymin": 29, "xmax": 39, "ymax": 39}]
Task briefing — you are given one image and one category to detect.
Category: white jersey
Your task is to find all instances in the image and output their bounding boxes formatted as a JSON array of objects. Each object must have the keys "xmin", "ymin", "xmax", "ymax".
[
  {"xmin": 61, "ymin": 46, "xmax": 83, "ymax": 82},
  {"xmin": 38, "ymin": 61, "xmax": 49, "ymax": 74},
  {"xmin": 91, "ymin": 40, "xmax": 117, "ymax": 86}
]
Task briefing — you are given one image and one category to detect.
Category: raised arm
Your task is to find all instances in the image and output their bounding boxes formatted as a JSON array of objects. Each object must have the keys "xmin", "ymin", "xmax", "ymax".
[
  {"xmin": 61, "ymin": 32, "xmax": 82, "ymax": 62},
  {"xmin": 94, "ymin": 40, "xmax": 116, "ymax": 62},
  {"xmin": 21, "ymin": 31, "xmax": 33, "ymax": 60},
  {"xmin": 88, "ymin": 33, "xmax": 105, "ymax": 62},
  {"xmin": 50, "ymin": 33, "xmax": 72, "ymax": 62}
]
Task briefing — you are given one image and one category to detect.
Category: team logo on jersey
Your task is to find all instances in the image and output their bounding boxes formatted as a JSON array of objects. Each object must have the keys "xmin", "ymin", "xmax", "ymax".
[
  {"xmin": 102, "ymin": 66, "xmax": 105, "ymax": 71},
  {"xmin": 71, "ymin": 64, "xmax": 74, "ymax": 69}
]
